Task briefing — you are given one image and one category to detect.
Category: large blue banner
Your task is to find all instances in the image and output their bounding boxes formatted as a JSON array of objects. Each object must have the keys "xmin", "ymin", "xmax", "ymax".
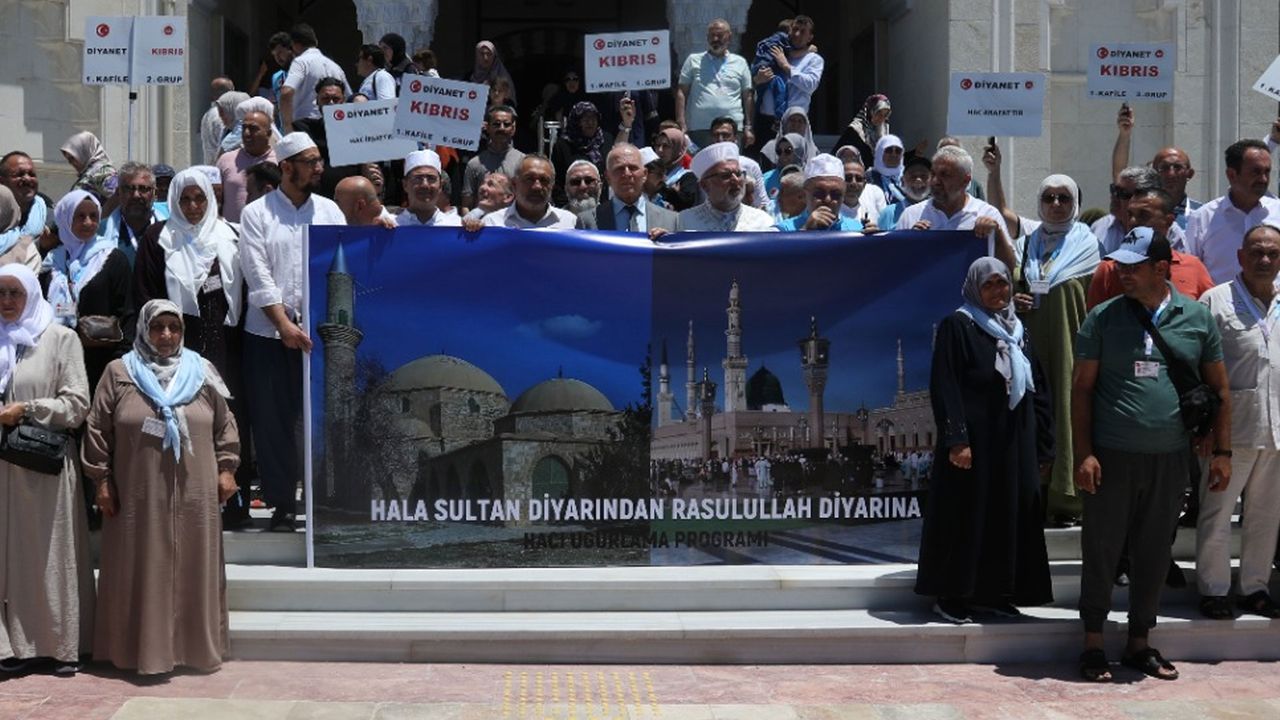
[{"xmin": 306, "ymin": 227, "xmax": 985, "ymax": 568}]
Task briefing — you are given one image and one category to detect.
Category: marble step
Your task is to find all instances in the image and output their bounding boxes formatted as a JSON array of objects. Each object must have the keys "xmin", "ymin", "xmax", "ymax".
[
  {"xmin": 226, "ymin": 605, "xmax": 1280, "ymax": 664},
  {"xmin": 225, "ymin": 560, "xmax": 1226, "ymax": 613}
]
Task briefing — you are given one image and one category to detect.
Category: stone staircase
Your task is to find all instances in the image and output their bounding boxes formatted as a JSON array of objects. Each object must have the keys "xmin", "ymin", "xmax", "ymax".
[{"xmin": 221, "ymin": 524, "xmax": 1280, "ymax": 664}]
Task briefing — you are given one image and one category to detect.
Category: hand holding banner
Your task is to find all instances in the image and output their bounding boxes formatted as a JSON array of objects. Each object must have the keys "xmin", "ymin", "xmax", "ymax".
[{"xmin": 1087, "ymin": 43, "xmax": 1174, "ymax": 102}]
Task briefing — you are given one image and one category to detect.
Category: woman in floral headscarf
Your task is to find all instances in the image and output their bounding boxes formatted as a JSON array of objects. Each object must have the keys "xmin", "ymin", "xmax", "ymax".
[
  {"xmin": 834, "ymin": 93, "xmax": 893, "ymax": 167},
  {"xmin": 60, "ymin": 131, "xmax": 117, "ymax": 203},
  {"xmin": 550, "ymin": 101, "xmax": 614, "ymax": 206}
]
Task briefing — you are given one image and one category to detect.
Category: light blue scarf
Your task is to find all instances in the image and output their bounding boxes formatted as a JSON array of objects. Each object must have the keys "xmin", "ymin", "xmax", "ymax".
[
  {"xmin": 0, "ymin": 195, "xmax": 47, "ymax": 255},
  {"xmin": 957, "ymin": 258, "xmax": 1034, "ymax": 409},
  {"xmin": 122, "ymin": 300, "xmax": 208, "ymax": 462},
  {"xmin": 1022, "ymin": 221, "xmax": 1100, "ymax": 289}
]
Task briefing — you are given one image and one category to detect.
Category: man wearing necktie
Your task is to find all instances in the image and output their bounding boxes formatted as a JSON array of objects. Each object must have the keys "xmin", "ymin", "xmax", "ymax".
[{"xmin": 575, "ymin": 144, "xmax": 680, "ymax": 240}]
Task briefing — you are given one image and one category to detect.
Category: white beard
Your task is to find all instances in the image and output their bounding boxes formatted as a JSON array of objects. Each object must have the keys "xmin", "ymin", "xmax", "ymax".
[{"xmin": 566, "ymin": 196, "xmax": 599, "ymax": 215}]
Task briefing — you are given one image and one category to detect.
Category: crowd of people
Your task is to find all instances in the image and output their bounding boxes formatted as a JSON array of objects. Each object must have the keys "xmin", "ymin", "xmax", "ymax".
[{"xmin": 0, "ymin": 13, "xmax": 1278, "ymax": 684}]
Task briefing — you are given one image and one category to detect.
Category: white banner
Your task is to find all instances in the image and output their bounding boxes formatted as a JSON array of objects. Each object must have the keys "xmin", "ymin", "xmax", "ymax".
[
  {"xmin": 1253, "ymin": 55, "xmax": 1280, "ymax": 102},
  {"xmin": 83, "ymin": 17, "xmax": 132, "ymax": 85},
  {"xmin": 131, "ymin": 17, "xmax": 187, "ymax": 85},
  {"xmin": 584, "ymin": 30, "xmax": 672, "ymax": 93},
  {"xmin": 324, "ymin": 99, "xmax": 418, "ymax": 167},
  {"xmin": 946, "ymin": 72, "xmax": 1045, "ymax": 137},
  {"xmin": 1087, "ymin": 43, "xmax": 1174, "ymax": 102},
  {"xmin": 392, "ymin": 75, "xmax": 488, "ymax": 151}
]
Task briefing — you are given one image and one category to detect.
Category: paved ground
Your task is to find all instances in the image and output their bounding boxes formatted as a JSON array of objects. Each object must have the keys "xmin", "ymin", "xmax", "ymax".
[{"xmin": 2, "ymin": 659, "xmax": 1280, "ymax": 718}]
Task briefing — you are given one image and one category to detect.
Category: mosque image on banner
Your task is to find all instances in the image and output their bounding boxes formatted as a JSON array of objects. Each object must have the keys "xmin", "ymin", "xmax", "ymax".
[{"xmin": 308, "ymin": 228, "xmax": 981, "ymax": 569}]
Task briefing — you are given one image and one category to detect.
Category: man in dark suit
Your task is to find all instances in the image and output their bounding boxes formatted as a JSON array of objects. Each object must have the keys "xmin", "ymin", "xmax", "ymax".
[{"xmin": 577, "ymin": 144, "xmax": 681, "ymax": 239}]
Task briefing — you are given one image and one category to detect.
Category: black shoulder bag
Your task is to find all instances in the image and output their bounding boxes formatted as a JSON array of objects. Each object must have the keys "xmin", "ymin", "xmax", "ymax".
[
  {"xmin": 1128, "ymin": 298, "xmax": 1221, "ymax": 438},
  {"xmin": 0, "ymin": 419, "xmax": 71, "ymax": 475}
]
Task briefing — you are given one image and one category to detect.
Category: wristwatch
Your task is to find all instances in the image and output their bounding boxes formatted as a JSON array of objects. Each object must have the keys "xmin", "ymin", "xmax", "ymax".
[{"xmin": 1212, "ymin": 449, "xmax": 1232, "ymax": 458}]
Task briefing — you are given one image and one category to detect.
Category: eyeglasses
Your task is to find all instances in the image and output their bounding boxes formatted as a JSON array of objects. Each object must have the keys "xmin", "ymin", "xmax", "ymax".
[
  {"xmin": 120, "ymin": 183, "xmax": 154, "ymax": 195},
  {"xmin": 0, "ymin": 289, "xmax": 26, "ymax": 300},
  {"xmin": 568, "ymin": 176, "xmax": 599, "ymax": 186},
  {"xmin": 289, "ymin": 156, "xmax": 325, "ymax": 167},
  {"xmin": 405, "ymin": 173, "xmax": 440, "ymax": 186},
  {"xmin": 1040, "ymin": 192, "xmax": 1073, "ymax": 205},
  {"xmin": 844, "ymin": 174, "xmax": 865, "ymax": 182},
  {"xmin": 810, "ymin": 190, "xmax": 845, "ymax": 202},
  {"xmin": 1109, "ymin": 184, "xmax": 1134, "ymax": 200},
  {"xmin": 705, "ymin": 170, "xmax": 744, "ymax": 182}
]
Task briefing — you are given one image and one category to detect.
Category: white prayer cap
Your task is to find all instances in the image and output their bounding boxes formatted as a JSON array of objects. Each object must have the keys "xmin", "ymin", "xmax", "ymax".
[
  {"xmin": 236, "ymin": 96, "xmax": 275, "ymax": 123},
  {"xmin": 690, "ymin": 142, "xmax": 739, "ymax": 179},
  {"xmin": 804, "ymin": 154, "xmax": 844, "ymax": 182},
  {"xmin": 404, "ymin": 149, "xmax": 442, "ymax": 176},
  {"xmin": 276, "ymin": 132, "xmax": 317, "ymax": 160},
  {"xmin": 190, "ymin": 165, "xmax": 223, "ymax": 186},
  {"xmin": 639, "ymin": 147, "xmax": 660, "ymax": 167}
]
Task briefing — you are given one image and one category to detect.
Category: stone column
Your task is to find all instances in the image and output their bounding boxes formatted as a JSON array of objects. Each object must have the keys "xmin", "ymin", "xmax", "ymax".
[{"xmin": 352, "ymin": 0, "xmax": 439, "ymax": 56}]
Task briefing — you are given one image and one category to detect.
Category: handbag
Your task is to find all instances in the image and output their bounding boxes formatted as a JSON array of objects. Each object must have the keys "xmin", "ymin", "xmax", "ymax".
[
  {"xmin": 1128, "ymin": 299, "xmax": 1221, "ymax": 437},
  {"xmin": 77, "ymin": 315, "xmax": 123, "ymax": 344},
  {"xmin": 0, "ymin": 421, "xmax": 71, "ymax": 475}
]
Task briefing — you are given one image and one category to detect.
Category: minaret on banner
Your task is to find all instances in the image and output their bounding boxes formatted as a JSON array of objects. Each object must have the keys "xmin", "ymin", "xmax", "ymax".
[
  {"xmin": 897, "ymin": 338, "xmax": 905, "ymax": 397},
  {"xmin": 799, "ymin": 317, "xmax": 831, "ymax": 449},
  {"xmin": 317, "ymin": 244, "xmax": 363, "ymax": 500},
  {"xmin": 685, "ymin": 320, "xmax": 697, "ymax": 421},
  {"xmin": 657, "ymin": 339, "xmax": 674, "ymax": 427},
  {"xmin": 722, "ymin": 280, "xmax": 748, "ymax": 412}
]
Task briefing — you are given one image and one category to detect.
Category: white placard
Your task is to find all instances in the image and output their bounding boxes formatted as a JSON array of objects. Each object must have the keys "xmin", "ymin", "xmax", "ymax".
[
  {"xmin": 323, "ymin": 99, "xmax": 419, "ymax": 167},
  {"xmin": 83, "ymin": 16, "xmax": 132, "ymax": 85},
  {"xmin": 131, "ymin": 16, "xmax": 187, "ymax": 85},
  {"xmin": 392, "ymin": 74, "xmax": 488, "ymax": 151},
  {"xmin": 1253, "ymin": 55, "xmax": 1280, "ymax": 102},
  {"xmin": 1087, "ymin": 43, "xmax": 1174, "ymax": 102},
  {"xmin": 946, "ymin": 72, "xmax": 1045, "ymax": 137},
  {"xmin": 584, "ymin": 30, "xmax": 671, "ymax": 93}
]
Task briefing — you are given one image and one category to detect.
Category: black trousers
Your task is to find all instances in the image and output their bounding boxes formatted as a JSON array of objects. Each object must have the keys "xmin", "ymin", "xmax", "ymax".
[
  {"xmin": 242, "ymin": 333, "xmax": 303, "ymax": 514},
  {"xmin": 1079, "ymin": 446, "xmax": 1187, "ymax": 636}
]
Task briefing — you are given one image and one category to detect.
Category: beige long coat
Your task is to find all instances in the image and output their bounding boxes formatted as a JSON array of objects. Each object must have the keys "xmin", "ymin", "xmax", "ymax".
[
  {"xmin": 0, "ymin": 324, "xmax": 94, "ymax": 664},
  {"xmin": 82, "ymin": 360, "xmax": 239, "ymax": 674}
]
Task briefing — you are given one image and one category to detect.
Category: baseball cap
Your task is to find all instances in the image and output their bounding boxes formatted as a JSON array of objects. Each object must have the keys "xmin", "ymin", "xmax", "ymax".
[{"xmin": 1107, "ymin": 226, "xmax": 1172, "ymax": 265}]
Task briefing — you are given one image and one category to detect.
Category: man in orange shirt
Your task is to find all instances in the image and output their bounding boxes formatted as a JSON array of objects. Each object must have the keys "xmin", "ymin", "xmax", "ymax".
[{"xmin": 1087, "ymin": 187, "xmax": 1214, "ymax": 309}]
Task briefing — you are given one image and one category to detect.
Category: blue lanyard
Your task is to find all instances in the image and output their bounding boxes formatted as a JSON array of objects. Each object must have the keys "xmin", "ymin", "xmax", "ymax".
[{"xmin": 1143, "ymin": 293, "xmax": 1171, "ymax": 357}]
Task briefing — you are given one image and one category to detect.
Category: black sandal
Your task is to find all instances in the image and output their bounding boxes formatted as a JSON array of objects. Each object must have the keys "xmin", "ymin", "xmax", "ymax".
[
  {"xmin": 1121, "ymin": 647, "xmax": 1178, "ymax": 680},
  {"xmin": 1078, "ymin": 648, "xmax": 1111, "ymax": 682},
  {"xmin": 1237, "ymin": 591, "xmax": 1280, "ymax": 619}
]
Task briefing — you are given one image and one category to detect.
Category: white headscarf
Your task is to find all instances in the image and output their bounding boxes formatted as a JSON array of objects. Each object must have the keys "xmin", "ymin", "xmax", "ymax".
[
  {"xmin": 158, "ymin": 169, "xmax": 242, "ymax": 324},
  {"xmin": 763, "ymin": 107, "xmax": 819, "ymax": 164},
  {"xmin": 873, "ymin": 135, "xmax": 904, "ymax": 181},
  {"xmin": 0, "ymin": 264, "xmax": 54, "ymax": 395},
  {"xmin": 1036, "ymin": 174, "xmax": 1080, "ymax": 234}
]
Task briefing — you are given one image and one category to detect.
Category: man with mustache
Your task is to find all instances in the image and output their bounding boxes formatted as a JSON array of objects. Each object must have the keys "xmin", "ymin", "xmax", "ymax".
[
  {"xmin": 482, "ymin": 155, "xmax": 577, "ymax": 229},
  {"xmin": 1186, "ymin": 139, "xmax": 1280, "ymax": 284},
  {"xmin": 677, "ymin": 142, "xmax": 776, "ymax": 232}
]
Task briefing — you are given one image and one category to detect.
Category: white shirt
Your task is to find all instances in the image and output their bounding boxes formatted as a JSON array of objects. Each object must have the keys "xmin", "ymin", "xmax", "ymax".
[
  {"xmin": 200, "ymin": 104, "xmax": 225, "ymax": 165},
  {"xmin": 1201, "ymin": 279, "xmax": 1280, "ymax": 449},
  {"xmin": 895, "ymin": 195, "xmax": 1003, "ymax": 233},
  {"xmin": 1044, "ymin": 215, "xmax": 1185, "ymax": 254},
  {"xmin": 483, "ymin": 204, "xmax": 578, "ymax": 229},
  {"xmin": 357, "ymin": 68, "xmax": 397, "ymax": 101},
  {"xmin": 842, "ymin": 184, "xmax": 888, "ymax": 225},
  {"xmin": 284, "ymin": 47, "xmax": 351, "ymax": 121},
  {"xmin": 1185, "ymin": 194, "xmax": 1280, "ymax": 285},
  {"xmin": 678, "ymin": 202, "xmax": 778, "ymax": 232},
  {"xmin": 396, "ymin": 207, "xmax": 463, "ymax": 227},
  {"xmin": 240, "ymin": 189, "xmax": 347, "ymax": 339},
  {"xmin": 738, "ymin": 155, "xmax": 768, "ymax": 210},
  {"xmin": 761, "ymin": 52, "xmax": 825, "ymax": 116}
]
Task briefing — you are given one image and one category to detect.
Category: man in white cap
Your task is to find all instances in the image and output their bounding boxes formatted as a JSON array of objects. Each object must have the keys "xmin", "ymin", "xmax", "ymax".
[
  {"xmin": 678, "ymin": 142, "xmax": 776, "ymax": 232},
  {"xmin": 396, "ymin": 149, "xmax": 461, "ymax": 227},
  {"xmin": 895, "ymin": 145, "xmax": 1016, "ymax": 271},
  {"xmin": 240, "ymin": 130, "xmax": 346, "ymax": 532},
  {"xmin": 776, "ymin": 154, "xmax": 864, "ymax": 232},
  {"xmin": 483, "ymin": 155, "xmax": 578, "ymax": 229},
  {"xmin": 576, "ymin": 144, "xmax": 680, "ymax": 238}
]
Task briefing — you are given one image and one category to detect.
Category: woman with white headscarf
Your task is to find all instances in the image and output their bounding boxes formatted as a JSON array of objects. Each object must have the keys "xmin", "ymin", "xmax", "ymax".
[
  {"xmin": 60, "ymin": 131, "xmax": 117, "ymax": 203},
  {"xmin": 45, "ymin": 190, "xmax": 133, "ymax": 394},
  {"xmin": 0, "ymin": 264, "xmax": 94, "ymax": 676},
  {"xmin": 760, "ymin": 107, "xmax": 820, "ymax": 170},
  {"xmin": 0, "ymin": 186, "xmax": 42, "ymax": 271},
  {"xmin": 1011, "ymin": 174, "xmax": 1100, "ymax": 526},
  {"xmin": 867, "ymin": 134, "xmax": 906, "ymax": 204},
  {"xmin": 83, "ymin": 299, "xmax": 239, "ymax": 675},
  {"xmin": 916, "ymin": 257, "xmax": 1054, "ymax": 625},
  {"xmin": 134, "ymin": 168, "xmax": 249, "ymax": 524}
]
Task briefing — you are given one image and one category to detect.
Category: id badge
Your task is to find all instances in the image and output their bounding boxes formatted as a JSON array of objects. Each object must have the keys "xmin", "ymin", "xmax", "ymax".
[
  {"xmin": 141, "ymin": 417, "xmax": 167, "ymax": 438},
  {"xmin": 54, "ymin": 302, "xmax": 76, "ymax": 318},
  {"xmin": 201, "ymin": 274, "xmax": 223, "ymax": 294},
  {"xmin": 1134, "ymin": 360, "xmax": 1160, "ymax": 378},
  {"xmin": 1029, "ymin": 280, "xmax": 1051, "ymax": 296}
]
